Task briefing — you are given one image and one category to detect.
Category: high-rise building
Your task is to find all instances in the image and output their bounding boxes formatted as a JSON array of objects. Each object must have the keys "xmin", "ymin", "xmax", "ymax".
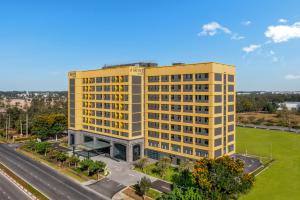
[{"xmin": 68, "ymin": 62, "xmax": 235, "ymax": 164}]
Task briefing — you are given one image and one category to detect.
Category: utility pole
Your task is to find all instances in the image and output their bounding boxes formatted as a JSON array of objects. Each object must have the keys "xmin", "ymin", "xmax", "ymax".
[
  {"xmin": 26, "ymin": 113, "xmax": 28, "ymax": 137},
  {"xmin": 20, "ymin": 119, "xmax": 23, "ymax": 136},
  {"xmin": 5, "ymin": 117, "xmax": 8, "ymax": 140}
]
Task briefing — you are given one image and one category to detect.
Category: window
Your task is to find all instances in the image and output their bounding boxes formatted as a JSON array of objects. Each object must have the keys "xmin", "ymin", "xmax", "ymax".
[
  {"xmin": 195, "ymin": 138, "xmax": 209, "ymax": 147},
  {"xmin": 183, "ymin": 74, "xmax": 193, "ymax": 81},
  {"xmin": 148, "ymin": 140, "xmax": 159, "ymax": 147},
  {"xmin": 214, "ymin": 95, "xmax": 222, "ymax": 103},
  {"xmin": 161, "ymin": 75, "xmax": 169, "ymax": 82},
  {"xmin": 183, "ymin": 95, "xmax": 193, "ymax": 102},
  {"xmin": 171, "ymin": 95, "xmax": 181, "ymax": 102},
  {"xmin": 215, "ymin": 73, "xmax": 222, "ymax": 81},
  {"xmin": 195, "ymin": 95, "xmax": 209, "ymax": 102},
  {"xmin": 171, "ymin": 85, "xmax": 181, "ymax": 92},
  {"xmin": 183, "ymin": 115, "xmax": 193, "ymax": 123},
  {"xmin": 148, "ymin": 85, "xmax": 160, "ymax": 92},
  {"xmin": 214, "ymin": 106, "xmax": 222, "ymax": 114},
  {"xmin": 195, "ymin": 73, "xmax": 208, "ymax": 81},
  {"xmin": 148, "ymin": 131, "xmax": 159, "ymax": 138},
  {"xmin": 214, "ymin": 138, "xmax": 222, "ymax": 147},
  {"xmin": 171, "ymin": 115, "xmax": 181, "ymax": 122},
  {"xmin": 148, "ymin": 104, "xmax": 160, "ymax": 110},
  {"xmin": 195, "ymin": 127, "xmax": 208, "ymax": 135},
  {"xmin": 161, "ymin": 114, "xmax": 169, "ymax": 121},
  {"xmin": 228, "ymin": 85, "xmax": 234, "ymax": 92},
  {"xmin": 195, "ymin": 84, "xmax": 209, "ymax": 92},
  {"xmin": 161, "ymin": 123, "xmax": 169, "ymax": 130},
  {"xmin": 171, "ymin": 105, "xmax": 181, "ymax": 112},
  {"xmin": 195, "ymin": 106, "xmax": 208, "ymax": 114},
  {"xmin": 183, "ymin": 105, "xmax": 193, "ymax": 113},
  {"xmin": 215, "ymin": 84, "xmax": 222, "ymax": 92},
  {"xmin": 161, "ymin": 133, "xmax": 169, "ymax": 140},
  {"xmin": 195, "ymin": 117, "xmax": 209, "ymax": 124},
  {"xmin": 228, "ymin": 75, "xmax": 234, "ymax": 82},
  {"xmin": 171, "ymin": 74, "xmax": 181, "ymax": 82},
  {"xmin": 171, "ymin": 144, "xmax": 181, "ymax": 152},
  {"xmin": 183, "ymin": 126, "xmax": 193, "ymax": 134},
  {"xmin": 183, "ymin": 147, "xmax": 193, "ymax": 155},
  {"xmin": 148, "ymin": 76, "xmax": 160, "ymax": 82},
  {"xmin": 161, "ymin": 142, "xmax": 169, "ymax": 150},
  {"xmin": 171, "ymin": 134, "xmax": 181, "ymax": 142},
  {"xmin": 171, "ymin": 124, "xmax": 181, "ymax": 132},
  {"xmin": 196, "ymin": 149, "xmax": 208, "ymax": 157},
  {"xmin": 183, "ymin": 136, "xmax": 193, "ymax": 144},
  {"xmin": 161, "ymin": 85, "xmax": 169, "ymax": 92},
  {"xmin": 183, "ymin": 84, "xmax": 193, "ymax": 92},
  {"xmin": 161, "ymin": 104, "xmax": 169, "ymax": 111},
  {"xmin": 148, "ymin": 94, "xmax": 160, "ymax": 101},
  {"xmin": 161, "ymin": 95, "xmax": 169, "ymax": 101}
]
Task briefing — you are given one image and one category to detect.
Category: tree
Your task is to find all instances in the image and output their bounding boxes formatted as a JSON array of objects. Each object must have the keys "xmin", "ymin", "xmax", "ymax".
[
  {"xmin": 56, "ymin": 152, "xmax": 68, "ymax": 167},
  {"xmin": 135, "ymin": 177, "xmax": 152, "ymax": 199},
  {"xmin": 89, "ymin": 161, "xmax": 106, "ymax": 179},
  {"xmin": 178, "ymin": 160, "xmax": 194, "ymax": 173},
  {"xmin": 134, "ymin": 157, "xmax": 149, "ymax": 172},
  {"xmin": 34, "ymin": 142, "xmax": 50, "ymax": 155},
  {"xmin": 192, "ymin": 156, "xmax": 254, "ymax": 199},
  {"xmin": 160, "ymin": 187, "xmax": 204, "ymax": 200},
  {"xmin": 79, "ymin": 159, "xmax": 94, "ymax": 173},
  {"xmin": 67, "ymin": 155, "xmax": 80, "ymax": 168},
  {"xmin": 156, "ymin": 157, "xmax": 171, "ymax": 178},
  {"xmin": 31, "ymin": 113, "xmax": 67, "ymax": 139}
]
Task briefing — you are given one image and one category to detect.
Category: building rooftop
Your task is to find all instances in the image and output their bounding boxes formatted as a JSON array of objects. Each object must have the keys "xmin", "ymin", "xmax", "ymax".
[{"xmin": 102, "ymin": 62, "xmax": 158, "ymax": 69}]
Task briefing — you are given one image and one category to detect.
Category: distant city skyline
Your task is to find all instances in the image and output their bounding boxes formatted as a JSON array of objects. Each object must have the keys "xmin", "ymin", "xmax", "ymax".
[{"xmin": 0, "ymin": 0, "xmax": 300, "ymax": 91}]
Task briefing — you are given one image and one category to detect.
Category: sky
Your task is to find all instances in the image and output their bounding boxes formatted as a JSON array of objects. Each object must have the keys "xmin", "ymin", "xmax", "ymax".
[{"xmin": 0, "ymin": 0, "xmax": 300, "ymax": 91}]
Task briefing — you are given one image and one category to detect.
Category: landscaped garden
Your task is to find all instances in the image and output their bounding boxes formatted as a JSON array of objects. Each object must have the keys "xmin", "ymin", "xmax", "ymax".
[
  {"xmin": 20, "ymin": 141, "xmax": 107, "ymax": 182},
  {"xmin": 236, "ymin": 127, "xmax": 300, "ymax": 200}
]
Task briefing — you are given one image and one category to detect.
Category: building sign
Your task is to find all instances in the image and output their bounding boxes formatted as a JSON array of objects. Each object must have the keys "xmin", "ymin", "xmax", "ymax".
[{"xmin": 129, "ymin": 67, "xmax": 144, "ymax": 75}]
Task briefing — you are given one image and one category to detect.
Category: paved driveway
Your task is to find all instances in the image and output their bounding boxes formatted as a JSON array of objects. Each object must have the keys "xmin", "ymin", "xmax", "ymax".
[
  {"xmin": 88, "ymin": 178, "xmax": 126, "ymax": 199},
  {"xmin": 233, "ymin": 154, "xmax": 263, "ymax": 174},
  {"xmin": 92, "ymin": 155, "xmax": 157, "ymax": 186}
]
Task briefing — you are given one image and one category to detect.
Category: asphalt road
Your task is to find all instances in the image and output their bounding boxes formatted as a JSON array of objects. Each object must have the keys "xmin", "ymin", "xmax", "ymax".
[
  {"xmin": 0, "ymin": 172, "xmax": 31, "ymax": 200},
  {"xmin": 0, "ymin": 144, "xmax": 107, "ymax": 200}
]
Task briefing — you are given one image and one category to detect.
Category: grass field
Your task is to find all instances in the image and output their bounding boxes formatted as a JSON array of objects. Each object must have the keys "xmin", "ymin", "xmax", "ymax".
[{"xmin": 237, "ymin": 127, "xmax": 300, "ymax": 200}]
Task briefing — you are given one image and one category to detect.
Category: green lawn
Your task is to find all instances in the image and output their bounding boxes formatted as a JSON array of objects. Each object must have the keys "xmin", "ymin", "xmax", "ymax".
[
  {"xmin": 237, "ymin": 127, "xmax": 300, "ymax": 200},
  {"xmin": 135, "ymin": 163, "xmax": 179, "ymax": 183}
]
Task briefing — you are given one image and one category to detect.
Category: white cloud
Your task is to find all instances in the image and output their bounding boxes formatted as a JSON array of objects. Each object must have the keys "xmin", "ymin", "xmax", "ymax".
[
  {"xmin": 265, "ymin": 22, "xmax": 300, "ymax": 43},
  {"xmin": 199, "ymin": 22, "xmax": 231, "ymax": 36},
  {"xmin": 242, "ymin": 44, "xmax": 261, "ymax": 53},
  {"xmin": 199, "ymin": 21, "xmax": 245, "ymax": 40},
  {"xmin": 231, "ymin": 34, "xmax": 245, "ymax": 40},
  {"xmin": 270, "ymin": 50, "xmax": 275, "ymax": 55},
  {"xmin": 278, "ymin": 18, "xmax": 288, "ymax": 23},
  {"xmin": 242, "ymin": 20, "xmax": 251, "ymax": 26},
  {"xmin": 285, "ymin": 74, "xmax": 300, "ymax": 80}
]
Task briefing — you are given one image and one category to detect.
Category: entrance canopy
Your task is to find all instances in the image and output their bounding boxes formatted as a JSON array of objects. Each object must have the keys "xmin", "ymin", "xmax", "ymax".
[
  {"xmin": 76, "ymin": 140, "xmax": 111, "ymax": 151},
  {"xmin": 73, "ymin": 140, "xmax": 111, "ymax": 158}
]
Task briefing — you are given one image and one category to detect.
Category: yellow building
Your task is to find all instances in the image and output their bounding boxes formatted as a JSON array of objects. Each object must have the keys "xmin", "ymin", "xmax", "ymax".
[{"xmin": 68, "ymin": 62, "xmax": 235, "ymax": 163}]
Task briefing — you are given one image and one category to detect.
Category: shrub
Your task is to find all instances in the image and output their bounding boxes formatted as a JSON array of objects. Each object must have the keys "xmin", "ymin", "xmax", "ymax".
[
  {"xmin": 155, "ymin": 157, "xmax": 171, "ymax": 178},
  {"xmin": 134, "ymin": 157, "xmax": 149, "ymax": 172},
  {"xmin": 134, "ymin": 176, "xmax": 152, "ymax": 198}
]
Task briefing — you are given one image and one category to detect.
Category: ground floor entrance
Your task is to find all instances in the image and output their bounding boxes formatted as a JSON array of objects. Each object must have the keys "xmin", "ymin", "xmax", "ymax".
[{"xmin": 68, "ymin": 130, "xmax": 144, "ymax": 162}]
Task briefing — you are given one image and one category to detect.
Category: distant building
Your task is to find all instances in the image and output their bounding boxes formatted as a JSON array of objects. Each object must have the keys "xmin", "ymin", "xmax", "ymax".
[
  {"xmin": 278, "ymin": 102, "xmax": 300, "ymax": 111},
  {"xmin": 68, "ymin": 62, "xmax": 236, "ymax": 164}
]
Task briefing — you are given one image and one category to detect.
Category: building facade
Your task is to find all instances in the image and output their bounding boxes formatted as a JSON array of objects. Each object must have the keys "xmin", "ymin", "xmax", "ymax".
[{"xmin": 68, "ymin": 62, "xmax": 236, "ymax": 164}]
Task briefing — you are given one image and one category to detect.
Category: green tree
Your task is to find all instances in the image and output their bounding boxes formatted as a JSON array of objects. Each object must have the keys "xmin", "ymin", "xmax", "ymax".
[
  {"xmin": 192, "ymin": 156, "xmax": 254, "ymax": 199},
  {"xmin": 31, "ymin": 113, "xmax": 67, "ymax": 139},
  {"xmin": 56, "ymin": 152, "xmax": 68, "ymax": 167},
  {"xmin": 89, "ymin": 161, "xmax": 106, "ymax": 179},
  {"xmin": 34, "ymin": 142, "xmax": 50, "ymax": 155},
  {"xmin": 135, "ymin": 177, "xmax": 152, "ymax": 199},
  {"xmin": 67, "ymin": 155, "xmax": 80, "ymax": 168},
  {"xmin": 156, "ymin": 157, "xmax": 171, "ymax": 178},
  {"xmin": 79, "ymin": 159, "xmax": 94, "ymax": 173},
  {"xmin": 160, "ymin": 187, "xmax": 204, "ymax": 200},
  {"xmin": 134, "ymin": 157, "xmax": 149, "ymax": 172}
]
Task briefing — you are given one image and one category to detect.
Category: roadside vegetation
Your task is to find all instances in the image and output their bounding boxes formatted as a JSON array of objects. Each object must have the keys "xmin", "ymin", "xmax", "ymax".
[{"xmin": 21, "ymin": 141, "xmax": 108, "ymax": 182}]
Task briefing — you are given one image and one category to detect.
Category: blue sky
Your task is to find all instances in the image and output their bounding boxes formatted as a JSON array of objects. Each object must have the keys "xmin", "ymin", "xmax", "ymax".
[{"xmin": 0, "ymin": 0, "xmax": 300, "ymax": 91}]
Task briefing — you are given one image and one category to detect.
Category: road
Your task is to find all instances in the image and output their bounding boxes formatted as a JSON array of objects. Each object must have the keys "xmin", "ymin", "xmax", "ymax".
[
  {"xmin": 0, "ymin": 172, "xmax": 31, "ymax": 200},
  {"xmin": 0, "ymin": 144, "xmax": 107, "ymax": 200}
]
